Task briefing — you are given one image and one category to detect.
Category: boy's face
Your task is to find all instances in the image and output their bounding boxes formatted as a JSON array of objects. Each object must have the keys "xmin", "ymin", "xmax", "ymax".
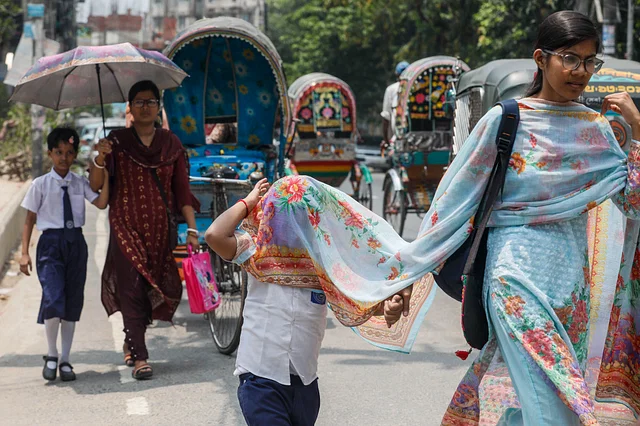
[{"xmin": 48, "ymin": 140, "xmax": 77, "ymax": 175}]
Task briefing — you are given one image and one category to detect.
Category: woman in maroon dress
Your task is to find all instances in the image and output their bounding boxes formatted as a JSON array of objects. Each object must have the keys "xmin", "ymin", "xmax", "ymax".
[{"xmin": 90, "ymin": 80, "xmax": 199, "ymax": 380}]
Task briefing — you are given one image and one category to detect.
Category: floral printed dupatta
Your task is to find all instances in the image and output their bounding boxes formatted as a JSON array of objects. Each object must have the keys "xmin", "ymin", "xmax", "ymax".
[{"xmin": 236, "ymin": 100, "xmax": 636, "ymax": 355}]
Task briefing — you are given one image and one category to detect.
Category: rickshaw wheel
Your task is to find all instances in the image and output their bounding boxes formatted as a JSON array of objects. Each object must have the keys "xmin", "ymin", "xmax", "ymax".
[
  {"xmin": 382, "ymin": 179, "xmax": 406, "ymax": 237},
  {"xmin": 206, "ymin": 250, "xmax": 247, "ymax": 355}
]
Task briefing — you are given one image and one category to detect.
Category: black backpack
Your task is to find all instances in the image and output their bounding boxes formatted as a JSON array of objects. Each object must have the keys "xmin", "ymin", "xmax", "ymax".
[{"xmin": 433, "ymin": 99, "xmax": 520, "ymax": 351}]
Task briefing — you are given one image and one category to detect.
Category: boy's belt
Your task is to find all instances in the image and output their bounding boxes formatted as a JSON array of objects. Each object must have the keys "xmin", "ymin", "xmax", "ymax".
[{"xmin": 42, "ymin": 228, "xmax": 83, "ymax": 235}]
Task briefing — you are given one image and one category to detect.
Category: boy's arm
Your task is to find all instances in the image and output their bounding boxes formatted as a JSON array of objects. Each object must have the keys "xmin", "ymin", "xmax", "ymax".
[
  {"xmin": 205, "ymin": 178, "xmax": 269, "ymax": 261},
  {"xmin": 92, "ymin": 169, "xmax": 110, "ymax": 209},
  {"xmin": 204, "ymin": 201, "xmax": 250, "ymax": 261},
  {"xmin": 20, "ymin": 211, "xmax": 37, "ymax": 276}
]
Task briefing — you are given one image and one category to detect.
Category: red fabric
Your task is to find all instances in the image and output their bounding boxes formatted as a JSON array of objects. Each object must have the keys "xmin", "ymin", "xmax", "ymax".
[{"xmin": 101, "ymin": 128, "xmax": 197, "ymax": 322}]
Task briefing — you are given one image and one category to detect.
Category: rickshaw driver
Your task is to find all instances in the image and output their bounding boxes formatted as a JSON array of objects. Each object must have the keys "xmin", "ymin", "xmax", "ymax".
[{"xmin": 380, "ymin": 61, "xmax": 409, "ymax": 155}]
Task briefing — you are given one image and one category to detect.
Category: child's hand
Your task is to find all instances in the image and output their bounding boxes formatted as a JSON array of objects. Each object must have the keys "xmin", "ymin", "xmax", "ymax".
[
  {"xmin": 19, "ymin": 254, "xmax": 32, "ymax": 276},
  {"xmin": 383, "ymin": 285, "xmax": 413, "ymax": 328},
  {"xmin": 244, "ymin": 178, "xmax": 270, "ymax": 211}
]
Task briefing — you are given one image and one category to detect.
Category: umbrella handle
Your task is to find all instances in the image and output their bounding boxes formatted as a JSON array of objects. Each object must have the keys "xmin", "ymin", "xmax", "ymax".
[{"xmin": 95, "ymin": 64, "xmax": 107, "ymax": 139}]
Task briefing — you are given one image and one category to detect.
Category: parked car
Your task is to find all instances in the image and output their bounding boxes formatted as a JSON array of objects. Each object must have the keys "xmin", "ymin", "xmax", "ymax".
[{"xmin": 356, "ymin": 143, "xmax": 389, "ymax": 172}]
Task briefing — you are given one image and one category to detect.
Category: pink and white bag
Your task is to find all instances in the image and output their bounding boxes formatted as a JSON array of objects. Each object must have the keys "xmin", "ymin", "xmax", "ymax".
[{"xmin": 183, "ymin": 247, "xmax": 221, "ymax": 314}]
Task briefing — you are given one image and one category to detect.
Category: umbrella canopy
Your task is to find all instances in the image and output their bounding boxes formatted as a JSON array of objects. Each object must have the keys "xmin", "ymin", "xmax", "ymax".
[{"xmin": 9, "ymin": 43, "xmax": 187, "ymax": 110}]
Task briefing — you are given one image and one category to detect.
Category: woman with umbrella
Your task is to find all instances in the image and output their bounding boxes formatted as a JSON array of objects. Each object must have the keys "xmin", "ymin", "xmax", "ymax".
[{"xmin": 89, "ymin": 80, "xmax": 200, "ymax": 380}]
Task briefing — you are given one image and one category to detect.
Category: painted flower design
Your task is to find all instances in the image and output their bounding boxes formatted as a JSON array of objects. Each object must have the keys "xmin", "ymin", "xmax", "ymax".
[
  {"xmin": 259, "ymin": 91, "xmax": 272, "ymax": 107},
  {"xmin": 415, "ymin": 93, "xmax": 425, "ymax": 104},
  {"xmin": 181, "ymin": 116, "xmax": 196, "ymax": 135},
  {"xmin": 175, "ymin": 93, "xmax": 186, "ymax": 105},
  {"xmin": 509, "ymin": 152, "xmax": 526, "ymax": 175},
  {"xmin": 504, "ymin": 295, "xmax": 525, "ymax": 318},
  {"xmin": 586, "ymin": 201, "xmax": 597, "ymax": 211},
  {"xmin": 387, "ymin": 266, "xmax": 400, "ymax": 280},
  {"xmin": 529, "ymin": 133, "xmax": 537, "ymax": 148},
  {"xmin": 235, "ymin": 63, "xmax": 248, "ymax": 77},
  {"xmin": 338, "ymin": 200, "xmax": 364, "ymax": 229},
  {"xmin": 341, "ymin": 107, "xmax": 350, "ymax": 118},
  {"xmin": 243, "ymin": 48, "xmax": 255, "ymax": 61},
  {"xmin": 522, "ymin": 328, "xmax": 556, "ymax": 368},
  {"xmin": 367, "ymin": 237, "xmax": 382, "ymax": 250},
  {"xmin": 208, "ymin": 88, "xmax": 223, "ymax": 104},
  {"xmin": 246, "ymin": 108, "xmax": 255, "ymax": 117},
  {"xmin": 248, "ymin": 134, "xmax": 261, "ymax": 145},
  {"xmin": 431, "ymin": 211, "xmax": 439, "ymax": 226},
  {"xmin": 308, "ymin": 209, "xmax": 321, "ymax": 229},
  {"xmin": 322, "ymin": 107, "xmax": 334, "ymax": 119},
  {"xmin": 277, "ymin": 176, "xmax": 308, "ymax": 204},
  {"xmin": 181, "ymin": 59, "xmax": 193, "ymax": 71},
  {"xmin": 239, "ymin": 85, "xmax": 249, "ymax": 95},
  {"xmin": 223, "ymin": 50, "xmax": 232, "ymax": 62},
  {"xmin": 227, "ymin": 80, "xmax": 235, "ymax": 89},
  {"xmin": 300, "ymin": 108, "xmax": 312, "ymax": 120}
]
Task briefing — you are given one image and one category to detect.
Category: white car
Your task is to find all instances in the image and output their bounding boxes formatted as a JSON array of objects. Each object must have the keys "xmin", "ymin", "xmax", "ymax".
[{"xmin": 355, "ymin": 145, "xmax": 390, "ymax": 172}]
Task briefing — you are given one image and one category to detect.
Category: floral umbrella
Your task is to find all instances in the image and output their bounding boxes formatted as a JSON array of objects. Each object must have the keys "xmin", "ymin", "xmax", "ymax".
[{"xmin": 9, "ymin": 43, "xmax": 187, "ymax": 136}]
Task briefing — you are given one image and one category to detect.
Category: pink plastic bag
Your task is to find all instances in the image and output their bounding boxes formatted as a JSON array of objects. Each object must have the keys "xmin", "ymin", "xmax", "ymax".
[{"xmin": 183, "ymin": 247, "xmax": 221, "ymax": 314}]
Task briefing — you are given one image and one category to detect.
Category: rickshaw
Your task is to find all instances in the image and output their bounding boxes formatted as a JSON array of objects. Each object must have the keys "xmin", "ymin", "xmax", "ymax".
[
  {"xmin": 163, "ymin": 17, "xmax": 291, "ymax": 354},
  {"xmin": 382, "ymin": 56, "xmax": 470, "ymax": 236},
  {"xmin": 286, "ymin": 73, "xmax": 373, "ymax": 210},
  {"xmin": 452, "ymin": 57, "xmax": 640, "ymax": 156}
]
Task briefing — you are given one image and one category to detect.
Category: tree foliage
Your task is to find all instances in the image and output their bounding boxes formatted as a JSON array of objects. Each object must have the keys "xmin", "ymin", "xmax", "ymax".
[{"xmin": 267, "ymin": 0, "xmax": 579, "ymax": 127}]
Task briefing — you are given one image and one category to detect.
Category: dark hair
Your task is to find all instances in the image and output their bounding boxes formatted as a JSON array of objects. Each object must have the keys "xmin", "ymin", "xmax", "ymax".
[
  {"xmin": 128, "ymin": 80, "xmax": 160, "ymax": 103},
  {"xmin": 47, "ymin": 127, "xmax": 79, "ymax": 152},
  {"xmin": 525, "ymin": 11, "xmax": 600, "ymax": 97}
]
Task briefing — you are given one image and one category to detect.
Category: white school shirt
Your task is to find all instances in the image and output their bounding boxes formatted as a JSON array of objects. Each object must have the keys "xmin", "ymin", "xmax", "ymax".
[
  {"xmin": 231, "ymin": 230, "xmax": 327, "ymax": 386},
  {"xmin": 21, "ymin": 169, "xmax": 99, "ymax": 231}
]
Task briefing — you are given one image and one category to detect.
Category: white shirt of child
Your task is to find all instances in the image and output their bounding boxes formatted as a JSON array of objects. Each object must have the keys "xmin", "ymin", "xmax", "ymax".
[
  {"xmin": 231, "ymin": 229, "xmax": 327, "ymax": 386},
  {"xmin": 381, "ymin": 81, "xmax": 400, "ymax": 138},
  {"xmin": 21, "ymin": 169, "xmax": 99, "ymax": 231}
]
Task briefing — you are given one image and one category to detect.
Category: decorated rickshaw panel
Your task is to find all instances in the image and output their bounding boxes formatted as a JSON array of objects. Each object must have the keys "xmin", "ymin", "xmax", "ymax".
[
  {"xmin": 203, "ymin": 37, "xmax": 237, "ymax": 122},
  {"xmin": 295, "ymin": 83, "xmax": 355, "ymax": 134},
  {"xmin": 228, "ymin": 38, "xmax": 279, "ymax": 147},
  {"xmin": 165, "ymin": 41, "xmax": 209, "ymax": 144}
]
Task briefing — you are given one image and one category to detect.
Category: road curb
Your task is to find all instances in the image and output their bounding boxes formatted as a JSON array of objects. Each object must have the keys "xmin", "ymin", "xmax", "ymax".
[{"xmin": 0, "ymin": 180, "xmax": 30, "ymax": 270}]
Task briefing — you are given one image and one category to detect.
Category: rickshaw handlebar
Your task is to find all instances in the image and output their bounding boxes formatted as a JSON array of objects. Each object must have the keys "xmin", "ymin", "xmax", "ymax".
[{"xmin": 189, "ymin": 177, "xmax": 254, "ymax": 188}]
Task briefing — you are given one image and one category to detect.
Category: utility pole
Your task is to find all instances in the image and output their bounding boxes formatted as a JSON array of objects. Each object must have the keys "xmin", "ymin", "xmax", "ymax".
[
  {"xmin": 602, "ymin": 0, "xmax": 617, "ymax": 56},
  {"xmin": 26, "ymin": 1, "xmax": 46, "ymax": 178},
  {"xmin": 627, "ymin": 0, "xmax": 634, "ymax": 60}
]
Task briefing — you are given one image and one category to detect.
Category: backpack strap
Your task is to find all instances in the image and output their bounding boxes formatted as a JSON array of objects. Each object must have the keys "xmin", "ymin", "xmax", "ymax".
[{"xmin": 462, "ymin": 99, "xmax": 520, "ymax": 275}]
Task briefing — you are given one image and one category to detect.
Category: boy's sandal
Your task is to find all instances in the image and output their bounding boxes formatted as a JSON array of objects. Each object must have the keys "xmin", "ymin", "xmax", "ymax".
[
  {"xmin": 42, "ymin": 355, "xmax": 58, "ymax": 381},
  {"xmin": 124, "ymin": 354, "xmax": 135, "ymax": 367},
  {"xmin": 132, "ymin": 364, "xmax": 153, "ymax": 380},
  {"xmin": 59, "ymin": 362, "xmax": 76, "ymax": 382}
]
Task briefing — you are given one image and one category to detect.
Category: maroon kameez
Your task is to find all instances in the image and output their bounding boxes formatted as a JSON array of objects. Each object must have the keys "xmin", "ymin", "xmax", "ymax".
[{"xmin": 100, "ymin": 128, "xmax": 197, "ymax": 360}]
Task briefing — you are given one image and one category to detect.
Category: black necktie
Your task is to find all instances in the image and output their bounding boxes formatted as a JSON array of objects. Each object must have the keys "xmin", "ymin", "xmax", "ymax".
[{"xmin": 62, "ymin": 186, "xmax": 74, "ymax": 241}]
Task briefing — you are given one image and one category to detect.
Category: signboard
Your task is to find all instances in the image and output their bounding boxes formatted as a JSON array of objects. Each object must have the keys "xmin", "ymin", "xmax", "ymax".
[
  {"xmin": 603, "ymin": 24, "xmax": 616, "ymax": 55},
  {"xmin": 27, "ymin": 4, "xmax": 45, "ymax": 18}
]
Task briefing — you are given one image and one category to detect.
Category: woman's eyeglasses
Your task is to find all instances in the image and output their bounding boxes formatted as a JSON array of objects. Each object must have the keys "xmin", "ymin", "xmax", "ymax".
[
  {"xmin": 543, "ymin": 50, "xmax": 604, "ymax": 74},
  {"xmin": 132, "ymin": 99, "xmax": 160, "ymax": 108}
]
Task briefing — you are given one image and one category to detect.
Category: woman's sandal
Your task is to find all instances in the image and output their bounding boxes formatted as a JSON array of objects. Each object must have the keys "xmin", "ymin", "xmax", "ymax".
[
  {"xmin": 124, "ymin": 354, "xmax": 135, "ymax": 367},
  {"xmin": 132, "ymin": 364, "xmax": 153, "ymax": 380},
  {"xmin": 123, "ymin": 344, "xmax": 134, "ymax": 367}
]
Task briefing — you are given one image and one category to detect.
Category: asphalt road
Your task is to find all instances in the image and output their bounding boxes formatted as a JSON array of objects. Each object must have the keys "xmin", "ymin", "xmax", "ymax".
[{"xmin": 0, "ymin": 172, "xmax": 471, "ymax": 426}]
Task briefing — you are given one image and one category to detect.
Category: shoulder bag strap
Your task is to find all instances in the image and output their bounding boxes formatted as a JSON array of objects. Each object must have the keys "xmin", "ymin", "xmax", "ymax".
[{"xmin": 462, "ymin": 99, "xmax": 520, "ymax": 275}]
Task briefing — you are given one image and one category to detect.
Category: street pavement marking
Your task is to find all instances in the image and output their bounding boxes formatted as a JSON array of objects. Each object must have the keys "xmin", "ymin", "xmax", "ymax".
[
  {"xmin": 126, "ymin": 397, "xmax": 150, "ymax": 416},
  {"xmin": 96, "ymin": 211, "xmax": 135, "ymax": 385}
]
